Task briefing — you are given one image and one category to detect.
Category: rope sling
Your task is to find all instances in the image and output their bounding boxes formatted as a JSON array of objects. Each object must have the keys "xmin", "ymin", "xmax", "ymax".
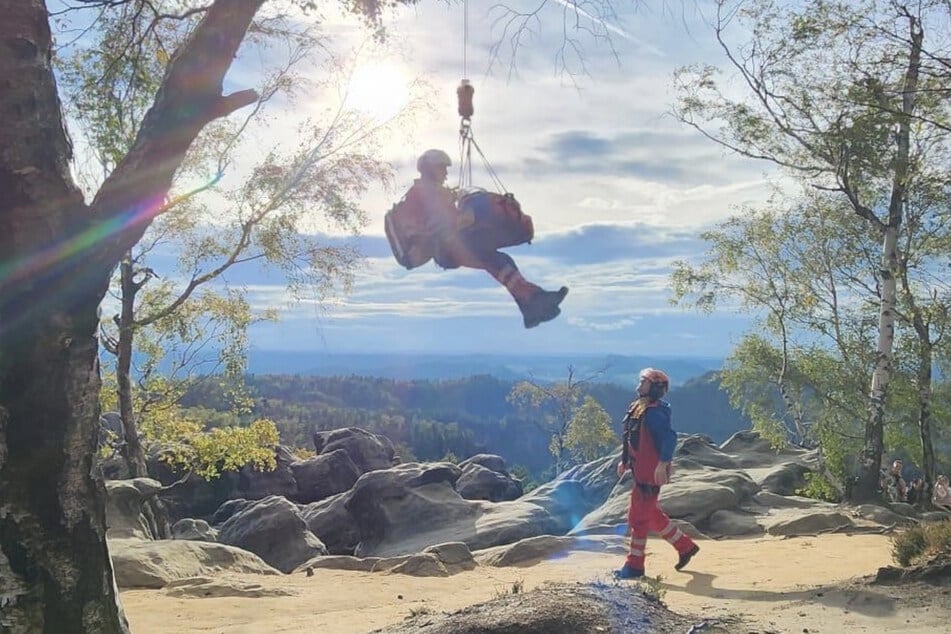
[{"xmin": 455, "ymin": 0, "xmax": 506, "ymax": 194}]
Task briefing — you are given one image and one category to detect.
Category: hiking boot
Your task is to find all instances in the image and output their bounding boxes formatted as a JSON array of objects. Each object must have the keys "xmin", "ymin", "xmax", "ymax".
[
  {"xmin": 519, "ymin": 286, "xmax": 569, "ymax": 329},
  {"xmin": 614, "ymin": 563, "xmax": 644, "ymax": 580},
  {"xmin": 675, "ymin": 544, "xmax": 700, "ymax": 571}
]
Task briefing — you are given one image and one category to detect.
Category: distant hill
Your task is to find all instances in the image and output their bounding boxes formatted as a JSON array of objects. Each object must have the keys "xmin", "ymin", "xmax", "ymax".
[
  {"xmin": 246, "ymin": 351, "xmax": 723, "ymax": 387},
  {"xmin": 182, "ymin": 369, "xmax": 749, "ymax": 480}
]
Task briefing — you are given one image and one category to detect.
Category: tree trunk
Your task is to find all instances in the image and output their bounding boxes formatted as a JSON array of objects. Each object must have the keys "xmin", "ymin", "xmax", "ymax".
[
  {"xmin": 1, "ymin": 0, "xmax": 263, "ymax": 628},
  {"xmin": 915, "ymin": 338, "xmax": 936, "ymax": 491},
  {"xmin": 851, "ymin": 16, "xmax": 921, "ymax": 503},
  {"xmin": 117, "ymin": 255, "xmax": 149, "ymax": 479}
]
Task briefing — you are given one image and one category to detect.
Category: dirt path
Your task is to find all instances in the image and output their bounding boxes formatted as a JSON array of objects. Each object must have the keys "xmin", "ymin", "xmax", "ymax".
[{"xmin": 121, "ymin": 533, "xmax": 948, "ymax": 633}]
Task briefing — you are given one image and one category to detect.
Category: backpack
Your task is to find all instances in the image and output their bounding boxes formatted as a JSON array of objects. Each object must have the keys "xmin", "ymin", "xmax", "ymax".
[
  {"xmin": 384, "ymin": 192, "xmax": 436, "ymax": 270},
  {"xmin": 455, "ymin": 190, "xmax": 534, "ymax": 251}
]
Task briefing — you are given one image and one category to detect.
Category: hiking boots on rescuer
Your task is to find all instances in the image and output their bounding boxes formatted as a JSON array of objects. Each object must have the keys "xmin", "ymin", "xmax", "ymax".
[
  {"xmin": 675, "ymin": 544, "xmax": 700, "ymax": 571},
  {"xmin": 519, "ymin": 286, "xmax": 569, "ymax": 329},
  {"xmin": 614, "ymin": 545, "xmax": 700, "ymax": 580},
  {"xmin": 614, "ymin": 563, "xmax": 644, "ymax": 580}
]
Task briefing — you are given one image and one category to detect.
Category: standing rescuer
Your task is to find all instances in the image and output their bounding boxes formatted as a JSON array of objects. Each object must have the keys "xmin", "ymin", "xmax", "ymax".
[{"xmin": 616, "ymin": 367, "xmax": 699, "ymax": 579}]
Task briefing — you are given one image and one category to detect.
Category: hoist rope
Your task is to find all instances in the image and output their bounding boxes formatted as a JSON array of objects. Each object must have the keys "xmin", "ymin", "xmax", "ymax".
[{"xmin": 456, "ymin": 0, "xmax": 507, "ymax": 195}]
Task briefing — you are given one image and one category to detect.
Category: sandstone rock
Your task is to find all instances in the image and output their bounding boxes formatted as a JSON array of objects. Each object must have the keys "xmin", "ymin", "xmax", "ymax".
[
  {"xmin": 210, "ymin": 498, "xmax": 254, "ymax": 526},
  {"xmin": 110, "ymin": 538, "xmax": 279, "ymax": 589},
  {"xmin": 104, "ymin": 478, "xmax": 163, "ymax": 539},
  {"xmin": 456, "ymin": 463, "xmax": 523, "ymax": 502},
  {"xmin": 237, "ymin": 444, "xmax": 299, "ymax": 501},
  {"xmin": 458, "ymin": 454, "xmax": 509, "ymax": 474},
  {"xmin": 674, "ymin": 435, "xmax": 741, "ymax": 470},
  {"xmin": 763, "ymin": 511, "xmax": 854, "ymax": 537},
  {"xmin": 755, "ymin": 461, "xmax": 812, "ymax": 496},
  {"xmin": 706, "ymin": 509, "xmax": 764, "ymax": 537},
  {"xmin": 163, "ymin": 576, "xmax": 295, "ymax": 598},
  {"xmin": 313, "ymin": 427, "xmax": 396, "ymax": 473},
  {"xmin": 301, "ymin": 492, "xmax": 361, "ymax": 555},
  {"xmin": 474, "ymin": 534, "xmax": 628, "ymax": 567},
  {"xmin": 752, "ymin": 491, "xmax": 831, "ymax": 509},
  {"xmin": 171, "ymin": 518, "xmax": 218, "ymax": 542},
  {"xmin": 217, "ymin": 495, "xmax": 327, "ymax": 573},
  {"xmin": 343, "ymin": 463, "xmax": 562, "ymax": 557},
  {"xmin": 291, "ymin": 448, "xmax": 361, "ymax": 504}
]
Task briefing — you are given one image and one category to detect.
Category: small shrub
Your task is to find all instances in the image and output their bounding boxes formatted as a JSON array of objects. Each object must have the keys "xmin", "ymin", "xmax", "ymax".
[
  {"xmin": 891, "ymin": 519, "xmax": 951, "ymax": 567},
  {"xmin": 796, "ymin": 472, "xmax": 839, "ymax": 503},
  {"xmin": 494, "ymin": 578, "xmax": 525, "ymax": 598},
  {"xmin": 635, "ymin": 575, "xmax": 667, "ymax": 603}
]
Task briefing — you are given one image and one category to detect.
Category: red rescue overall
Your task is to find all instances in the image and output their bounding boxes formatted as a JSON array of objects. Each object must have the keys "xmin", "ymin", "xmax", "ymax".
[{"xmin": 624, "ymin": 400, "xmax": 697, "ymax": 573}]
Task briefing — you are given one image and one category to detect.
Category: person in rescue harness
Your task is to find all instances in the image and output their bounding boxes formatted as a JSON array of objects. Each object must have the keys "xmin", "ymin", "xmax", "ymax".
[
  {"xmin": 407, "ymin": 149, "xmax": 568, "ymax": 329},
  {"xmin": 615, "ymin": 367, "xmax": 699, "ymax": 579}
]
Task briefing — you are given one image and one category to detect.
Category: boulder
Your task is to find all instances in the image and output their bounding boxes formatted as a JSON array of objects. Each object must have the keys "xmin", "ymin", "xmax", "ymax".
[
  {"xmin": 294, "ymin": 555, "xmax": 381, "ymax": 574},
  {"xmin": 718, "ymin": 430, "xmax": 812, "ymax": 468},
  {"xmin": 343, "ymin": 462, "xmax": 563, "ymax": 557},
  {"xmin": 674, "ymin": 435, "xmax": 741, "ymax": 470},
  {"xmin": 852, "ymin": 504, "xmax": 916, "ymax": 527},
  {"xmin": 459, "ymin": 454, "xmax": 509, "ymax": 474},
  {"xmin": 555, "ymin": 454, "xmax": 620, "ymax": 508},
  {"xmin": 217, "ymin": 496, "xmax": 327, "ymax": 573},
  {"xmin": 171, "ymin": 518, "xmax": 218, "ymax": 542},
  {"xmin": 752, "ymin": 491, "xmax": 831, "ymax": 509},
  {"xmin": 211, "ymin": 498, "xmax": 254, "ymax": 526},
  {"xmin": 300, "ymin": 492, "xmax": 362, "ymax": 555},
  {"xmin": 377, "ymin": 553, "xmax": 450, "ymax": 577},
  {"xmin": 237, "ymin": 444, "xmax": 299, "ymax": 501},
  {"xmin": 110, "ymin": 538, "xmax": 279, "ymax": 589},
  {"xmin": 763, "ymin": 511, "xmax": 855, "ymax": 537},
  {"xmin": 474, "ymin": 535, "xmax": 628, "ymax": 567},
  {"xmin": 705, "ymin": 509, "xmax": 764, "ymax": 537},
  {"xmin": 163, "ymin": 576, "xmax": 295, "ymax": 598},
  {"xmin": 520, "ymin": 480, "xmax": 603, "ymax": 534},
  {"xmin": 104, "ymin": 478, "xmax": 163, "ymax": 539},
  {"xmin": 754, "ymin": 461, "xmax": 813, "ymax": 496},
  {"xmin": 456, "ymin": 463, "xmax": 523, "ymax": 502},
  {"xmin": 313, "ymin": 427, "xmax": 396, "ymax": 473},
  {"xmin": 291, "ymin": 449, "xmax": 361, "ymax": 504}
]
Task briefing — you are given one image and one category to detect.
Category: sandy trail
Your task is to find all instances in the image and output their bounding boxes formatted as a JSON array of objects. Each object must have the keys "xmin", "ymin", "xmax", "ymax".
[{"xmin": 121, "ymin": 533, "xmax": 947, "ymax": 633}]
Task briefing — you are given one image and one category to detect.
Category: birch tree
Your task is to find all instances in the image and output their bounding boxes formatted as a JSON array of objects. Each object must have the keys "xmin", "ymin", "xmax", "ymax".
[{"xmin": 672, "ymin": 0, "xmax": 950, "ymax": 501}]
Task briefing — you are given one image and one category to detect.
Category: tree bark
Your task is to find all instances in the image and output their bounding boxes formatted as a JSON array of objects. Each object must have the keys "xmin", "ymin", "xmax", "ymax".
[
  {"xmin": 851, "ymin": 16, "xmax": 921, "ymax": 503},
  {"xmin": 915, "ymin": 337, "xmax": 936, "ymax": 491},
  {"xmin": 0, "ymin": 0, "xmax": 262, "ymax": 629},
  {"xmin": 117, "ymin": 255, "xmax": 149, "ymax": 480}
]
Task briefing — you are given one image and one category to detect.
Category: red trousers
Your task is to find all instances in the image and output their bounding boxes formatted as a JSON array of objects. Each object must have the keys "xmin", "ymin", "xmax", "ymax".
[{"xmin": 625, "ymin": 485, "xmax": 695, "ymax": 571}]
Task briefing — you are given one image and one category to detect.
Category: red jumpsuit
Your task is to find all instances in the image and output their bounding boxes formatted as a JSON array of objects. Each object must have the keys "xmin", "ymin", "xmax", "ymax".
[{"xmin": 623, "ymin": 398, "xmax": 696, "ymax": 573}]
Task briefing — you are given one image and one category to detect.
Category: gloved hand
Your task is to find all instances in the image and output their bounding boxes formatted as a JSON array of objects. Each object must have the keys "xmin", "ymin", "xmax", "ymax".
[{"xmin": 616, "ymin": 461, "xmax": 627, "ymax": 478}]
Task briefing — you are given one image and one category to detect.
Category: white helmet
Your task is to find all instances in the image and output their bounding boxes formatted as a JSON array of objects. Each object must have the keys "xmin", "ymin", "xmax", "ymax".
[{"xmin": 417, "ymin": 149, "xmax": 452, "ymax": 172}]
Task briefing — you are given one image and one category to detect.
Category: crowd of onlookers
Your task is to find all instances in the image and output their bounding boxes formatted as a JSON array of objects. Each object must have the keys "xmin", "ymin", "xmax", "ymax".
[{"xmin": 881, "ymin": 458, "xmax": 951, "ymax": 508}]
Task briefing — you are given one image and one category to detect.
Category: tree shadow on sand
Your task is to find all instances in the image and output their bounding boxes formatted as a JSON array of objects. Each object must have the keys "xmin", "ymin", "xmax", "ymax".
[{"xmin": 660, "ymin": 571, "xmax": 898, "ymax": 617}]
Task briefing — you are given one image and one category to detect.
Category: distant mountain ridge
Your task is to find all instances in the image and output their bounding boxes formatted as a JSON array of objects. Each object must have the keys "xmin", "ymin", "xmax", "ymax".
[{"xmin": 246, "ymin": 350, "xmax": 723, "ymax": 386}]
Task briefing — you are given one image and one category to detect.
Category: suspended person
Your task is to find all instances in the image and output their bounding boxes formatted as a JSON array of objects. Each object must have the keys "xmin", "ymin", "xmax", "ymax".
[
  {"xmin": 389, "ymin": 149, "xmax": 568, "ymax": 328},
  {"xmin": 615, "ymin": 368, "xmax": 699, "ymax": 580}
]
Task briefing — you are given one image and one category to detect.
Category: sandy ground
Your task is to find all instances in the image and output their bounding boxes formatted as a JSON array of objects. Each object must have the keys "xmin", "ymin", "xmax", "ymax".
[{"xmin": 121, "ymin": 533, "xmax": 950, "ymax": 633}]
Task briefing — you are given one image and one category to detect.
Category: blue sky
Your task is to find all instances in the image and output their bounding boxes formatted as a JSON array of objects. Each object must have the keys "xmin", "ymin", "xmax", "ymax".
[
  {"xmin": 240, "ymin": 1, "xmax": 774, "ymax": 358},
  {"xmin": 98, "ymin": 2, "xmax": 776, "ymax": 359}
]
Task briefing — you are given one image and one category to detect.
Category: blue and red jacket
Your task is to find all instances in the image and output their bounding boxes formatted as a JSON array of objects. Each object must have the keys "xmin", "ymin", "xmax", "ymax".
[{"xmin": 622, "ymin": 398, "xmax": 677, "ymax": 487}]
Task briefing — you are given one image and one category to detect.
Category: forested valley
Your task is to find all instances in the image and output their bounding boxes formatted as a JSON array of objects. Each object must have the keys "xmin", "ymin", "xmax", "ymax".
[{"xmin": 179, "ymin": 371, "xmax": 750, "ymax": 482}]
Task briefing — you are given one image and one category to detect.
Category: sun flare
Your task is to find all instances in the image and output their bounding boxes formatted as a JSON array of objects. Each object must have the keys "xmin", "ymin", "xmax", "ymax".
[{"xmin": 343, "ymin": 61, "xmax": 411, "ymax": 123}]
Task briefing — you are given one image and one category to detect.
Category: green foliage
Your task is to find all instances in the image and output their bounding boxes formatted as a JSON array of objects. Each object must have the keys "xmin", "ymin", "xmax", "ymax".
[
  {"xmin": 566, "ymin": 396, "xmax": 616, "ymax": 463},
  {"xmin": 796, "ymin": 472, "xmax": 839, "ymax": 503},
  {"xmin": 507, "ymin": 369, "xmax": 612, "ymax": 473},
  {"xmin": 891, "ymin": 520, "xmax": 951, "ymax": 567},
  {"xmin": 143, "ymin": 408, "xmax": 280, "ymax": 480}
]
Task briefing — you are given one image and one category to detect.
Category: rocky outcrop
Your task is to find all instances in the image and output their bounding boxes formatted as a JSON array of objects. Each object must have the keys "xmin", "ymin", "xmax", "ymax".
[
  {"xmin": 110, "ymin": 538, "xmax": 279, "ymax": 588},
  {"xmin": 456, "ymin": 454, "xmax": 523, "ymax": 502},
  {"xmin": 291, "ymin": 449, "xmax": 361, "ymax": 504},
  {"xmin": 313, "ymin": 427, "xmax": 396, "ymax": 473},
  {"xmin": 171, "ymin": 518, "xmax": 218, "ymax": 542},
  {"xmin": 217, "ymin": 496, "xmax": 327, "ymax": 573},
  {"xmin": 104, "ymin": 478, "xmax": 163, "ymax": 539},
  {"xmin": 300, "ymin": 492, "xmax": 361, "ymax": 555},
  {"xmin": 343, "ymin": 462, "xmax": 565, "ymax": 557}
]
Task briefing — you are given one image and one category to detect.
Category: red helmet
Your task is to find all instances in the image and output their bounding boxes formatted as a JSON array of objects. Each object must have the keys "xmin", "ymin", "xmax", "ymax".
[{"xmin": 639, "ymin": 367, "xmax": 669, "ymax": 398}]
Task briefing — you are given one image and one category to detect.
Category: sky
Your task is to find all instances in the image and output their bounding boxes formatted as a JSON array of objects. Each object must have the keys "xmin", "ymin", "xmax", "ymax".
[{"xmin": 105, "ymin": 1, "xmax": 779, "ymax": 360}]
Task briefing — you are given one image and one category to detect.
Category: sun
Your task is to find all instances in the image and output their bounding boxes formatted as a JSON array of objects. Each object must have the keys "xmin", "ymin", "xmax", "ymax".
[{"xmin": 343, "ymin": 61, "xmax": 412, "ymax": 123}]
